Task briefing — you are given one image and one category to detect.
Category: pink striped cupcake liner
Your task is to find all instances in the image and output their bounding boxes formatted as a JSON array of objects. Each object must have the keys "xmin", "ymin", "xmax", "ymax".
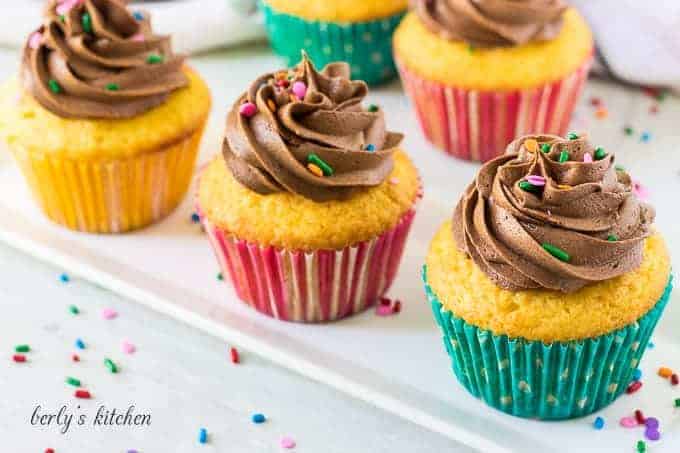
[
  {"xmin": 396, "ymin": 56, "xmax": 593, "ymax": 162},
  {"xmin": 198, "ymin": 206, "xmax": 417, "ymax": 323}
]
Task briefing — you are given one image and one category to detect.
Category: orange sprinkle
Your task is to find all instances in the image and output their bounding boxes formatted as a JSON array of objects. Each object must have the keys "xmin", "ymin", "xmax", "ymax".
[
  {"xmin": 290, "ymin": 93, "xmax": 298, "ymax": 103},
  {"xmin": 658, "ymin": 367, "xmax": 674, "ymax": 378},
  {"xmin": 307, "ymin": 163, "xmax": 324, "ymax": 177},
  {"xmin": 267, "ymin": 99, "xmax": 277, "ymax": 112},
  {"xmin": 557, "ymin": 184, "xmax": 572, "ymax": 190},
  {"xmin": 275, "ymin": 71, "xmax": 288, "ymax": 80},
  {"xmin": 595, "ymin": 107, "xmax": 608, "ymax": 119},
  {"xmin": 524, "ymin": 139, "xmax": 538, "ymax": 153}
]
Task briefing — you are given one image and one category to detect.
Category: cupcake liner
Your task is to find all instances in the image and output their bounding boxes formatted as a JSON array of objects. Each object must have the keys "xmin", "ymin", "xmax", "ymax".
[
  {"xmin": 424, "ymin": 267, "xmax": 673, "ymax": 419},
  {"xmin": 199, "ymin": 205, "xmax": 417, "ymax": 323},
  {"xmin": 397, "ymin": 56, "xmax": 593, "ymax": 161},
  {"xmin": 11, "ymin": 124, "xmax": 206, "ymax": 233},
  {"xmin": 260, "ymin": 1, "xmax": 405, "ymax": 85}
]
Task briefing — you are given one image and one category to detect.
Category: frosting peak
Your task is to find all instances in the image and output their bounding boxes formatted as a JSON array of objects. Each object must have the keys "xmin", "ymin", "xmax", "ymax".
[
  {"xmin": 21, "ymin": 0, "xmax": 187, "ymax": 119},
  {"xmin": 415, "ymin": 0, "xmax": 567, "ymax": 47},
  {"xmin": 223, "ymin": 54, "xmax": 403, "ymax": 202},
  {"xmin": 452, "ymin": 134, "xmax": 655, "ymax": 293}
]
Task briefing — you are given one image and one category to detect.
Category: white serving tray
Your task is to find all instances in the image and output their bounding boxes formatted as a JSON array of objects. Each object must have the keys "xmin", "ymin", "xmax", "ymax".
[{"xmin": 0, "ymin": 53, "xmax": 679, "ymax": 452}]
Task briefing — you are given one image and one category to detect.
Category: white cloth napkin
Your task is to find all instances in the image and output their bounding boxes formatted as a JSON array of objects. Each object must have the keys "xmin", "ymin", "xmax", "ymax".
[{"xmin": 0, "ymin": 0, "xmax": 265, "ymax": 54}]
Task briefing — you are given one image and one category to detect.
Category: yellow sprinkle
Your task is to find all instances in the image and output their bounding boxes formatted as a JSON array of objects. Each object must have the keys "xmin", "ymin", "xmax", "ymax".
[
  {"xmin": 267, "ymin": 99, "xmax": 277, "ymax": 112},
  {"xmin": 307, "ymin": 163, "xmax": 324, "ymax": 177},
  {"xmin": 275, "ymin": 71, "xmax": 288, "ymax": 80},
  {"xmin": 524, "ymin": 139, "xmax": 538, "ymax": 153},
  {"xmin": 290, "ymin": 94, "xmax": 298, "ymax": 103},
  {"xmin": 557, "ymin": 184, "xmax": 572, "ymax": 190}
]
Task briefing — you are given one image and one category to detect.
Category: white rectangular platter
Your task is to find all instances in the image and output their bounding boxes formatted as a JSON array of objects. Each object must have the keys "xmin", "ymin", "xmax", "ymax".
[{"xmin": 1, "ymin": 49, "xmax": 679, "ymax": 452}]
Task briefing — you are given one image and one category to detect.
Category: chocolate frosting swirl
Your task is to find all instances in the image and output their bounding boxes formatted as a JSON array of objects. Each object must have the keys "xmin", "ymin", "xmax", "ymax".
[
  {"xmin": 21, "ymin": 0, "xmax": 187, "ymax": 119},
  {"xmin": 452, "ymin": 134, "xmax": 655, "ymax": 293},
  {"xmin": 223, "ymin": 54, "xmax": 403, "ymax": 202},
  {"xmin": 414, "ymin": 0, "xmax": 567, "ymax": 47}
]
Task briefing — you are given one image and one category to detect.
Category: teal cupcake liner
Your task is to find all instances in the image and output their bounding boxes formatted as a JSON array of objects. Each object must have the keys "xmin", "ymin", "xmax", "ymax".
[
  {"xmin": 260, "ymin": 1, "xmax": 405, "ymax": 85},
  {"xmin": 423, "ymin": 267, "xmax": 673, "ymax": 420}
]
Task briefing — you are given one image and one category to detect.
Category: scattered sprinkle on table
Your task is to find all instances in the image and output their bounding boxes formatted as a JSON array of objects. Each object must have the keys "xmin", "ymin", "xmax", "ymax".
[
  {"xmin": 101, "ymin": 308, "xmax": 118, "ymax": 320},
  {"xmin": 620, "ymin": 416, "xmax": 637, "ymax": 428},
  {"xmin": 66, "ymin": 376, "xmax": 81, "ymax": 387},
  {"xmin": 71, "ymin": 354, "xmax": 80, "ymax": 362},
  {"xmin": 624, "ymin": 126, "xmax": 634, "ymax": 136},
  {"xmin": 593, "ymin": 416, "xmax": 604, "ymax": 430},
  {"xmin": 191, "ymin": 213, "xmax": 201, "ymax": 223},
  {"xmin": 104, "ymin": 358, "xmax": 118, "ymax": 374},
  {"xmin": 595, "ymin": 107, "xmax": 608, "ymax": 119},
  {"xmin": 635, "ymin": 409, "xmax": 645, "ymax": 425},
  {"xmin": 640, "ymin": 132, "xmax": 651, "ymax": 143},
  {"xmin": 198, "ymin": 428, "xmax": 208, "ymax": 444},
  {"xmin": 60, "ymin": 273, "xmax": 70, "ymax": 283},
  {"xmin": 45, "ymin": 449, "xmax": 54, "ymax": 453},
  {"xmin": 121, "ymin": 340, "xmax": 136, "ymax": 355},
  {"xmin": 671, "ymin": 373, "xmax": 679, "ymax": 386},
  {"xmin": 230, "ymin": 347, "xmax": 240, "ymax": 364},
  {"xmin": 75, "ymin": 389, "xmax": 91, "ymax": 399},
  {"xmin": 674, "ymin": 398, "xmax": 680, "ymax": 407},
  {"xmin": 637, "ymin": 440, "xmax": 646, "ymax": 452},
  {"xmin": 632, "ymin": 368, "xmax": 642, "ymax": 381},
  {"xmin": 626, "ymin": 380, "xmax": 643, "ymax": 394},
  {"xmin": 645, "ymin": 417, "xmax": 659, "ymax": 430},
  {"xmin": 133, "ymin": 11, "xmax": 144, "ymax": 21},
  {"xmin": 280, "ymin": 436, "xmax": 296, "ymax": 449},
  {"xmin": 658, "ymin": 367, "xmax": 673, "ymax": 378},
  {"xmin": 12, "ymin": 354, "xmax": 26, "ymax": 363},
  {"xmin": 252, "ymin": 413, "xmax": 266, "ymax": 424},
  {"xmin": 589, "ymin": 97, "xmax": 601, "ymax": 107},
  {"xmin": 69, "ymin": 305, "xmax": 79, "ymax": 315},
  {"xmin": 217, "ymin": 272, "xmax": 224, "ymax": 281},
  {"xmin": 648, "ymin": 342, "xmax": 655, "ymax": 349},
  {"xmin": 15, "ymin": 344, "xmax": 30, "ymax": 353},
  {"xmin": 75, "ymin": 338, "xmax": 85, "ymax": 350},
  {"xmin": 368, "ymin": 104, "xmax": 379, "ymax": 112}
]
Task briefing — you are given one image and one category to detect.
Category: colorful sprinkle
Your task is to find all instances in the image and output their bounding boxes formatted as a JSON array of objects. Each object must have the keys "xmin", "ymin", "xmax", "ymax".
[
  {"xmin": 567, "ymin": 132, "xmax": 579, "ymax": 140},
  {"xmin": 557, "ymin": 184, "xmax": 571, "ymax": 190},
  {"xmin": 101, "ymin": 308, "xmax": 118, "ymax": 320},
  {"xmin": 131, "ymin": 33, "xmax": 145, "ymax": 42},
  {"xmin": 523, "ymin": 139, "xmax": 538, "ymax": 153},
  {"xmin": 48, "ymin": 79, "xmax": 62, "ymax": 94},
  {"xmin": 526, "ymin": 175, "xmax": 546, "ymax": 187},
  {"xmin": 239, "ymin": 102, "xmax": 257, "ymax": 118},
  {"xmin": 12, "ymin": 354, "xmax": 26, "ymax": 363},
  {"xmin": 280, "ymin": 437, "xmax": 296, "ymax": 449},
  {"xmin": 368, "ymin": 104, "xmax": 379, "ymax": 113},
  {"xmin": 635, "ymin": 409, "xmax": 646, "ymax": 425},
  {"xmin": 595, "ymin": 107, "xmax": 608, "ymax": 119},
  {"xmin": 607, "ymin": 235, "xmax": 618, "ymax": 242},
  {"xmin": 620, "ymin": 416, "xmax": 637, "ymax": 428},
  {"xmin": 267, "ymin": 99, "xmax": 277, "ymax": 112},
  {"xmin": 376, "ymin": 304, "xmax": 394, "ymax": 316},
  {"xmin": 632, "ymin": 368, "xmax": 642, "ymax": 381},
  {"xmin": 307, "ymin": 154, "xmax": 333, "ymax": 176},
  {"xmin": 230, "ymin": 347, "xmax": 239, "ymax": 364},
  {"xmin": 645, "ymin": 429, "xmax": 660, "ymax": 441},
  {"xmin": 15, "ymin": 344, "xmax": 30, "ymax": 353},
  {"xmin": 658, "ymin": 367, "xmax": 673, "ymax": 378},
  {"xmin": 640, "ymin": 132, "xmax": 651, "ymax": 143},
  {"xmin": 133, "ymin": 11, "xmax": 144, "ymax": 21},
  {"xmin": 593, "ymin": 416, "xmax": 605, "ymax": 430},
  {"xmin": 252, "ymin": 413, "xmax": 266, "ymax": 424},
  {"xmin": 542, "ymin": 243, "xmax": 570, "ymax": 262},
  {"xmin": 306, "ymin": 163, "xmax": 324, "ymax": 178},
  {"xmin": 292, "ymin": 81, "xmax": 307, "ymax": 100},
  {"xmin": 645, "ymin": 417, "xmax": 659, "ymax": 430},
  {"xmin": 624, "ymin": 126, "xmax": 634, "ymax": 136},
  {"xmin": 674, "ymin": 398, "xmax": 680, "ymax": 407},
  {"xmin": 648, "ymin": 342, "xmax": 655, "ymax": 349},
  {"xmin": 29, "ymin": 32, "xmax": 43, "ymax": 50},
  {"xmin": 637, "ymin": 440, "xmax": 646, "ymax": 452},
  {"xmin": 60, "ymin": 273, "xmax": 70, "ymax": 283},
  {"xmin": 518, "ymin": 181, "xmax": 539, "ymax": 193},
  {"xmin": 104, "ymin": 358, "xmax": 118, "ymax": 374},
  {"xmin": 45, "ymin": 448, "xmax": 55, "ymax": 453},
  {"xmin": 75, "ymin": 389, "xmax": 91, "ymax": 399},
  {"xmin": 393, "ymin": 300, "xmax": 402, "ymax": 313},
  {"xmin": 71, "ymin": 354, "xmax": 80, "ymax": 362},
  {"xmin": 633, "ymin": 181, "xmax": 650, "ymax": 201},
  {"xmin": 540, "ymin": 143, "xmax": 551, "ymax": 153},
  {"xmin": 146, "ymin": 54, "xmax": 164, "ymax": 64},
  {"xmin": 121, "ymin": 340, "xmax": 136, "ymax": 355},
  {"xmin": 105, "ymin": 83, "xmax": 119, "ymax": 91},
  {"xmin": 81, "ymin": 12, "xmax": 92, "ymax": 33},
  {"xmin": 191, "ymin": 213, "xmax": 200, "ymax": 223},
  {"xmin": 671, "ymin": 373, "xmax": 679, "ymax": 386},
  {"xmin": 583, "ymin": 153, "xmax": 593, "ymax": 163},
  {"xmin": 75, "ymin": 338, "xmax": 85, "ymax": 350},
  {"xmin": 69, "ymin": 305, "xmax": 79, "ymax": 315},
  {"xmin": 198, "ymin": 428, "xmax": 208, "ymax": 444},
  {"xmin": 66, "ymin": 376, "xmax": 81, "ymax": 387},
  {"xmin": 558, "ymin": 150, "xmax": 569, "ymax": 163},
  {"xmin": 217, "ymin": 272, "xmax": 224, "ymax": 281},
  {"xmin": 594, "ymin": 147, "xmax": 607, "ymax": 160},
  {"xmin": 649, "ymin": 105, "xmax": 659, "ymax": 114},
  {"xmin": 626, "ymin": 380, "xmax": 643, "ymax": 394},
  {"xmin": 276, "ymin": 79, "xmax": 290, "ymax": 88},
  {"xmin": 365, "ymin": 144, "xmax": 375, "ymax": 152},
  {"xmin": 590, "ymin": 97, "xmax": 602, "ymax": 107}
]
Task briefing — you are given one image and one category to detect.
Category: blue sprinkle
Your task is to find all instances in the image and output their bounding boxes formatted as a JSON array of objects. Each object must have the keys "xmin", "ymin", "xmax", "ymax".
[
  {"xmin": 648, "ymin": 341, "xmax": 655, "ymax": 349},
  {"xmin": 75, "ymin": 338, "xmax": 85, "ymax": 350},
  {"xmin": 198, "ymin": 428, "xmax": 208, "ymax": 444},
  {"xmin": 365, "ymin": 144, "xmax": 375, "ymax": 152},
  {"xmin": 251, "ymin": 413, "xmax": 266, "ymax": 424},
  {"xmin": 60, "ymin": 273, "xmax": 70, "ymax": 283},
  {"xmin": 632, "ymin": 369, "xmax": 642, "ymax": 382},
  {"xmin": 593, "ymin": 416, "xmax": 605, "ymax": 430},
  {"xmin": 640, "ymin": 132, "xmax": 651, "ymax": 143},
  {"xmin": 191, "ymin": 213, "xmax": 200, "ymax": 223},
  {"xmin": 133, "ymin": 11, "xmax": 144, "ymax": 21}
]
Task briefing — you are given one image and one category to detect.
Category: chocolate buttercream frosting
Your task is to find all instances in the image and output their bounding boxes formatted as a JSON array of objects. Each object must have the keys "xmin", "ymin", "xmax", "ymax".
[
  {"xmin": 414, "ymin": 0, "xmax": 567, "ymax": 47},
  {"xmin": 452, "ymin": 134, "xmax": 655, "ymax": 293},
  {"xmin": 223, "ymin": 54, "xmax": 403, "ymax": 202},
  {"xmin": 21, "ymin": 0, "xmax": 187, "ymax": 119}
]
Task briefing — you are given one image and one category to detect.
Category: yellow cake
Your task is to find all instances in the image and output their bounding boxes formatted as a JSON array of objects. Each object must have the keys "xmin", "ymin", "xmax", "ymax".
[
  {"xmin": 263, "ymin": 0, "xmax": 408, "ymax": 22},
  {"xmin": 426, "ymin": 221, "xmax": 671, "ymax": 342}
]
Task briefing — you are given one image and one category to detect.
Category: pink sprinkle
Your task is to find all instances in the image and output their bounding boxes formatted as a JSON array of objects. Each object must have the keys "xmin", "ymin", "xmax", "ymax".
[
  {"xmin": 29, "ymin": 32, "xmax": 43, "ymax": 50},
  {"xmin": 620, "ymin": 416, "xmax": 637, "ymax": 428},
  {"xmin": 376, "ymin": 305, "xmax": 393, "ymax": 317},
  {"xmin": 389, "ymin": 178, "xmax": 399, "ymax": 185},
  {"xmin": 526, "ymin": 175, "xmax": 546, "ymax": 186},
  {"xmin": 292, "ymin": 81, "xmax": 307, "ymax": 100},
  {"xmin": 121, "ymin": 340, "xmax": 136, "ymax": 355},
  {"xmin": 239, "ymin": 102, "xmax": 257, "ymax": 118},
  {"xmin": 101, "ymin": 308, "xmax": 118, "ymax": 320},
  {"xmin": 280, "ymin": 437, "xmax": 296, "ymax": 449},
  {"xmin": 131, "ymin": 33, "xmax": 145, "ymax": 42},
  {"xmin": 583, "ymin": 153, "xmax": 593, "ymax": 163},
  {"xmin": 56, "ymin": 0, "xmax": 82, "ymax": 15},
  {"xmin": 632, "ymin": 180, "xmax": 650, "ymax": 201}
]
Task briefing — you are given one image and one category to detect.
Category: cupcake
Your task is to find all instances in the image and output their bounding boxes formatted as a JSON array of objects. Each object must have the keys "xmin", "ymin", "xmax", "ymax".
[
  {"xmin": 0, "ymin": 0, "xmax": 211, "ymax": 233},
  {"xmin": 394, "ymin": 1, "xmax": 593, "ymax": 161},
  {"xmin": 424, "ymin": 133, "xmax": 672, "ymax": 419},
  {"xmin": 198, "ymin": 54, "xmax": 421, "ymax": 322},
  {"xmin": 259, "ymin": 0, "xmax": 407, "ymax": 85}
]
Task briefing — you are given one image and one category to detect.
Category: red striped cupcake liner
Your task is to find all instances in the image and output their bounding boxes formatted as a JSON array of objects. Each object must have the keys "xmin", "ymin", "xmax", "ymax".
[
  {"xmin": 396, "ymin": 56, "xmax": 593, "ymax": 162},
  {"xmin": 198, "ymin": 205, "xmax": 417, "ymax": 323}
]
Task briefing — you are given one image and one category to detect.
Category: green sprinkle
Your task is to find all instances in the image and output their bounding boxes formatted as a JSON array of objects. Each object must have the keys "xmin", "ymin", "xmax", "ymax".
[
  {"xmin": 615, "ymin": 164, "xmax": 625, "ymax": 172},
  {"xmin": 367, "ymin": 104, "xmax": 379, "ymax": 113},
  {"xmin": 594, "ymin": 147, "xmax": 607, "ymax": 160},
  {"xmin": 66, "ymin": 376, "xmax": 81, "ymax": 387},
  {"xmin": 518, "ymin": 181, "xmax": 538, "ymax": 193},
  {"xmin": 217, "ymin": 272, "xmax": 223, "ymax": 281},
  {"xmin": 624, "ymin": 126, "xmax": 634, "ymax": 136},
  {"xmin": 540, "ymin": 143, "xmax": 551, "ymax": 153},
  {"xmin": 146, "ymin": 54, "xmax": 164, "ymax": 64},
  {"xmin": 558, "ymin": 150, "xmax": 569, "ymax": 163},
  {"xmin": 104, "ymin": 358, "xmax": 118, "ymax": 374},
  {"xmin": 657, "ymin": 90, "xmax": 667, "ymax": 102},
  {"xmin": 467, "ymin": 44, "xmax": 475, "ymax": 54},
  {"xmin": 607, "ymin": 235, "xmax": 618, "ymax": 242},
  {"xmin": 542, "ymin": 243, "xmax": 571, "ymax": 262},
  {"xmin": 567, "ymin": 132, "xmax": 579, "ymax": 140},
  {"xmin": 59, "ymin": 15, "xmax": 65, "ymax": 23},
  {"xmin": 674, "ymin": 398, "xmax": 680, "ymax": 407},
  {"xmin": 48, "ymin": 79, "xmax": 61, "ymax": 94},
  {"xmin": 307, "ymin": 154, "xmax": 333, "ymax": 176},
  {"xmin": 69, "ymin": 304, "xmax": 79, "ymax": 315},
  {"xmin": 14, "ymin": 344, "xmax": 30, "ymax": 353},
  {"xmin": 81, "ymin": 12, "xmax": 92, "ymax": 33},
  {"xmin": 637, "ymin": 440, "xmax": 646, "ymax": 453},
  {"xmin": 105, "ymin": 83, "xmax": 119, "ymax": 91}
]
